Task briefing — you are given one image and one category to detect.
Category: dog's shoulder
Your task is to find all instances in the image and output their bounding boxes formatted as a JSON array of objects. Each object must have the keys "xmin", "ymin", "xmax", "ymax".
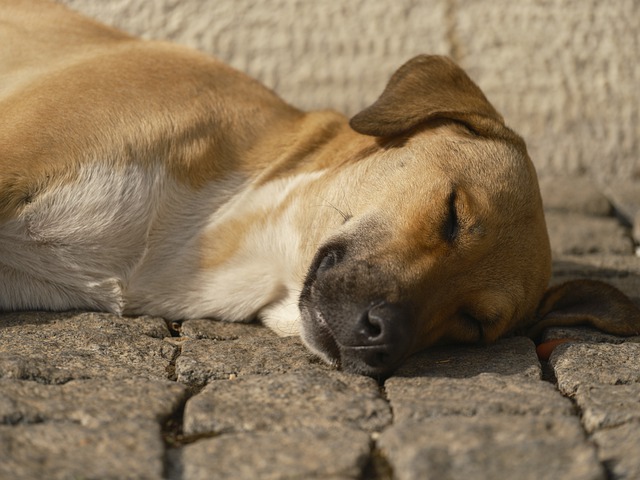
[{"xmin": 0, "ymin": 4, "xmax": 305, "ymax": 222}]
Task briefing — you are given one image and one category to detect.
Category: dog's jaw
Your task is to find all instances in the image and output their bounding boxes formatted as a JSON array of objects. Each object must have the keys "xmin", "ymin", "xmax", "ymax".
[
  {"xmin": 298, "ymin": 298, "xmax": 412, "ymax": 378},
  {"xmin": 299, "ymin": 307, "xmax": 341, "ymax": 368}
]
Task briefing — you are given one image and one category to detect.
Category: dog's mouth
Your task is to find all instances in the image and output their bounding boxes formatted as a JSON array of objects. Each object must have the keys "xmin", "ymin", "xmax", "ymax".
[
  {"xmin": 300, "ymin": 306, "xmax": 342, "ymax": 368},
  {"xmin": 299, "ymin": 242, "xmax": 413, "ymax": 378},
  {"xmin": 298, "ymin": 244, "xmax": 343, "ymax": 367},
  {"xmin": 299, "ymin": 299, "xmax": 412, "ymax": 378}
]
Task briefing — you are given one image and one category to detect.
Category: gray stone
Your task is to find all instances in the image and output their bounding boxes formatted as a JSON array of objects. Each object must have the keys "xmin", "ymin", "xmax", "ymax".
[
  {"xmin": 0, "ymin": 378, "xmax": 186, "ymax": 427},
  {"xmin": 393, "ymin": 337, "xmax": 541, "ymax": 379},
  {"xmin": 541, "ymin": 326, "xmax": 640, "ymax": 345},
  {"xmin": 175, "ymin": 335, "xmax": 327, "ymax": 386},
  {"xmin": 592, "ymin": 422, "xmax": 640, "ymax": 480},
  {"xmin": 602, "ymin": 179, "xmax": 640, "ymax": 249},
  {"xmin": 551, "ymin": 255, "xmax": 640, "ymax": 304},
  {"xmin": 550, "ymin": 342, "xmax": 640, "ymax": 396},
  {"xmin": 385, "ymin": 373, "xmax": 574, "ymax": 423},
  {"xmin": 181, "ymin": 428, "xmax": 371, "ymax": 480},
  {"xmin": 183, "ymin": 370, "xmax": 390, "ymax": 436},
  {"xmin": 180, "ymin": 318, "xmax": 277, "ymax": 340},
  {"xmin": 540, "ymin": 177, "xmax": 613, "ymax": 217},
  {"xmin": 378, "ymin": 416, "xmax": 604, "ymax": 480},
  {"xmin": 574, "ymin": 384, "xmax": 640, "ymax": 433},
  {"xmin": 545, "ymin": 212, "xmax": 633, "ymax": 255},
  {"xmin": 0, "ymin": 312, "xmax": 177, "ymax": 383},
  {"xmin": 0, "ymin": 377, "xmax": 186, "ymax": 479},
  {"xmin": 602, "ymin": 181, "xmax": 640, "ymax": 225},
  {"xmin": 0, "ymin": 420, "xmax": 165, "ymax": 480}
]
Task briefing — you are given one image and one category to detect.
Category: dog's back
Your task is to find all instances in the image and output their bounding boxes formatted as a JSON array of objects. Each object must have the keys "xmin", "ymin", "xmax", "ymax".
[{"xmin": 0, "ymin": 0, "xmax": 301, "ymax": 313}]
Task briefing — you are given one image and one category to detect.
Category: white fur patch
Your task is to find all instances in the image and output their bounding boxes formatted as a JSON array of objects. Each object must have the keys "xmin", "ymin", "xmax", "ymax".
[
  {"xmin": 0, "ymin": 161, "xmax": 161, "ymax": 312},
  {"xmin": 1, "ymin": 159, "xmax": 326, "ymax": 333},
  {"xmin": 125, "ymin": 171, "xmax": 323, "ymax": 325}
]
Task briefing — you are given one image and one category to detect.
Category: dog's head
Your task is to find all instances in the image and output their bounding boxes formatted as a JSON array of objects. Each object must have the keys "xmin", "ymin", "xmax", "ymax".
[{"xmin": 298, "ymin": 55, "xmax": 640, "ymax": 377}]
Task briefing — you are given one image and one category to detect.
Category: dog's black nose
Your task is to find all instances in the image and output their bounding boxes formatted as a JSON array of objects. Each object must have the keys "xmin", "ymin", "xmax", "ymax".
[
  {"xmin": 341, "ymin": 301, "xmax": 412, "ymax": 377},
  {"xmin": 359, "ymin": 301, "xmax": 400, "ymax": 343}
]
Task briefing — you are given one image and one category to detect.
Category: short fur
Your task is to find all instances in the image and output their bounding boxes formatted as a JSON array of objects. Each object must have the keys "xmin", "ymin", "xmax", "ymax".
[{"xmin": 2, "ymin": 0, "xmax": 639, "ymax": 376}]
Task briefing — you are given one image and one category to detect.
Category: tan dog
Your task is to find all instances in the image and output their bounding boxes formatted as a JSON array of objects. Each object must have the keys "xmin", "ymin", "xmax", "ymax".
[{"xmin": 1, "ymin": 0, "xmax": 639, "ymax": 376}]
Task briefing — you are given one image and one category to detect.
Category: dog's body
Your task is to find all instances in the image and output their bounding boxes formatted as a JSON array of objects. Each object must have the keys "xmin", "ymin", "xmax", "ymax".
[
  {"xmin": 1, "ymin": 0, "xmax": 345, "ymax": 330},
  {"xmin": 2, "ymin": 0, "xmax": 639, "ymax": 376}
]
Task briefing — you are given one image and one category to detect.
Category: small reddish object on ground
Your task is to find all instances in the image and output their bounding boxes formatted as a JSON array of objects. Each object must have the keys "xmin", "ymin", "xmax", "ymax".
[{"xmin": 536, "ymin": 338, "xmax": 575, "ymax": 361}]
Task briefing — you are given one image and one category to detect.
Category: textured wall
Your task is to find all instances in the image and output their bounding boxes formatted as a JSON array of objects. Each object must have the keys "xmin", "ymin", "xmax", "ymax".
[{"xmin": 58, "ymin": 0, "xmax": 639, "ymax": 183}]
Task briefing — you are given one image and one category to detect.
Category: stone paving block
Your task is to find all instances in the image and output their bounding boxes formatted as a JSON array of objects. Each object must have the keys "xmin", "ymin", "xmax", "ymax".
[
  {"xmin": 551, "ymin": 255, "xmax": 640, "ymax": 304},
  {"xmin": 0, "ymin": 377, "xmax": 186, "ymax": 427},
  {"xmin": 0, "ymin": 378, "xmax": 186, "ymax": 479},
  {"xmin": 541, "ymin": 326, "xmax": 640, "ymax": 344},
  {"xmin": 175, "ymin": 336, "xmax": 327, "ymax": 386},
  {"xmin": 0, "ymin": 420, "xmax": 165, "ymax": 480},
  {"xmin": 602, "ymin": 181, "xmax": 640, "ymax": 225},
  {"xmin": 385, "ymin": 373, "xmax": 574, "ymax": 423},
  {"xmin": 183, "ymin": 370, "xmax": 390, "ymax": 436},
  {"xmin": 378, "ymin": 415, "xmax": 604, "ymax": 480},
  {"xmin": 393, "ymin": 337, "xmax": 541, "ymax": 379},
  {"xmin": 545, "ymin": 212, "xmax": 633, "ymax": 255},
  {"xmin": 0, "ymin": 312, "xmax": 177, "ymax": 383},
  {"xmin": 574, "ymin": 384, "xmax": 640, "ymax": 434},
  {"xmin": 550, "ymin": 342, "xmax": 640, "ymax": 396},
  {"xmin": 591, "ymin": 422, "xmax": 640, "ymax": 480},
  {"xmin": 180, "ymin": 318, "xmax": 277, "ymax": 340},
  {"xmin": 540, "ymin": 177, "xmax": 613, "ymax": 217},
  {"xmin": 181, "ymin": 428, "xmax": 371, "ymax": 480}
]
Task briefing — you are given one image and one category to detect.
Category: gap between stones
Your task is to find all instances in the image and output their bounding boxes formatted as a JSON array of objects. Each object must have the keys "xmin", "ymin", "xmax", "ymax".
[
  {"xmin": 161, "ymin": 320, "xmax": 215, "ymax": 479},
  {"xmin": 363, "ymin": 383, "xmax": 395, "ymax": 480},
  {"xmin": 158, "ymin": 319, "xmax": 396, "ymax": 479},
  {"xmin": 162, "ymin": 320, "xmax": 211, "ymax": 445},
  {"xmin": 158, "ymin": 319, "xmax": 618, "ymax": 480},
  {"xmin": 538, "ymin": 355, "xmax": 615, "ymax": 480},
  {"xmin": 362, "ymin": 443, "xmax": 394, "ymax": 480},
  {"xmin": 160, "ymin": 325, "xmax": 624, "ymax": 479}
]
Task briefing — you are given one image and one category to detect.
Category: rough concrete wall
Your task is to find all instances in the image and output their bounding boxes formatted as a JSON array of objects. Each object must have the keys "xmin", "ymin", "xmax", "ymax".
[{"xmin": 58, "ymin": 0, "xmax": 639, "ymax": 183}]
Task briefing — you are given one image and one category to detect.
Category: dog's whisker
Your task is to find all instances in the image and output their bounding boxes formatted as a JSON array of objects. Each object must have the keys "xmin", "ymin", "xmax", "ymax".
[
  {"xmin": 325, "ymin": 202, "xmax": 352, "ymax": 223},
  {"xmin": 311, "ymin": 193, "xmax": 353, "ymax": 224}
]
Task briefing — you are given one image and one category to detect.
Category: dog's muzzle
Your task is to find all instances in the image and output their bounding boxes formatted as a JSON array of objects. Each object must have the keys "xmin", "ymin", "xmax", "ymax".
[{"xmin": 299, "ymin": 245, "xmax": 413, "ymax": 378}]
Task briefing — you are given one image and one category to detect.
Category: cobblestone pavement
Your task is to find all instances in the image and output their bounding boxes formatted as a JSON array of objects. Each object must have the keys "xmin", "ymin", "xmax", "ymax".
[{"xmin": 1, "ymin": 178, "xmax": 639, "ymax": 479}]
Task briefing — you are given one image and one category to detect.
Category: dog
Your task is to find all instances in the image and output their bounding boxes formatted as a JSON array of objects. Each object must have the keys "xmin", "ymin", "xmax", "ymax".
[{"xmin": 2, "ymin": 0, "xmax": 639, "ymax": 377}]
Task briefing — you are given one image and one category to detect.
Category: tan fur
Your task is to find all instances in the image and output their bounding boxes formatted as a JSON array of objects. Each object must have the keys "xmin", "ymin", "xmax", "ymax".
[{"xmin": 2, "ymin": 0, "xmax": 638, "ymax": 377}]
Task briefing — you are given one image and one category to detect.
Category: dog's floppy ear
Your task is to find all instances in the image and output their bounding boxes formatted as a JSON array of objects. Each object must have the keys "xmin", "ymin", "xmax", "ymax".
[
  {"xmin": 350, "ymin": 55, "xmax": 504, "ymax": 138},
  {"xmin": 527, "ymin": 279, "xmax": 640, "ymax": 339}
]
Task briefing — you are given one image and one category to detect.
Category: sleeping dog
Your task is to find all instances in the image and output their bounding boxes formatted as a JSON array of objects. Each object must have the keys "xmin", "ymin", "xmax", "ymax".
[{"xmin": 1, "ymin": 0, "xmax": 639, "ymax": 376}]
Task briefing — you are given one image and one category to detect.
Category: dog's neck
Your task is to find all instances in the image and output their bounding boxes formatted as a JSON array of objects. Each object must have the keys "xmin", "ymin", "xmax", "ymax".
[{"xmin": 123, "ymin": 112, "xmax": 378, "ymax": 330}]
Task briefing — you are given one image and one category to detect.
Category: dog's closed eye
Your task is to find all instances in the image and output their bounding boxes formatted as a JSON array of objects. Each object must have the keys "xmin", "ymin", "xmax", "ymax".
[{"xmin": 443, "ymin": 189, "xmax": 459, "ymax": 243}]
